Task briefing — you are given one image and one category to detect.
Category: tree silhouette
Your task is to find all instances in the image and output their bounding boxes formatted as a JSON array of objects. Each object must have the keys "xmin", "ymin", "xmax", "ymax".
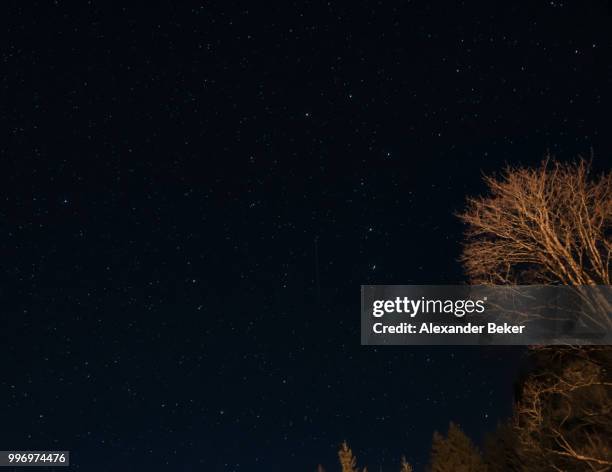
[
  {"xmin": 483, "ymin": 421, "xmax": 520, "ymax": 472},
  {"xmin": 427, "ymin": 422, "xmax": 487, "ymax": 472}
]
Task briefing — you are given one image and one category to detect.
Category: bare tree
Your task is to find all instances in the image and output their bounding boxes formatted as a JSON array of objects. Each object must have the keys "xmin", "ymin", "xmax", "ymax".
[
  {"xmin": 513, "ymin": 346, "xmax": 612, "ymax": 471},
  {"xmin": 458, "ymin": 158, "xmax": 610, "ymax": 286},
  {"xmin": 459, "ymin": 158, "xmax": 612, "ymax": 471}
]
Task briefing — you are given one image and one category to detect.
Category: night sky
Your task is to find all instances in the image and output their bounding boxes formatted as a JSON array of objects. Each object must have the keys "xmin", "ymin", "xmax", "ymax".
[{"xmin": 2, "ymin": 2, "xmax": 612, "ymax": 471}]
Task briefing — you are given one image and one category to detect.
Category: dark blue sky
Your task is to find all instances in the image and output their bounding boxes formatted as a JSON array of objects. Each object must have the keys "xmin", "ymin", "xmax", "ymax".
[{"xmin": 2, "ymin": 1, "xmax": 611, "ymax": 470}]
